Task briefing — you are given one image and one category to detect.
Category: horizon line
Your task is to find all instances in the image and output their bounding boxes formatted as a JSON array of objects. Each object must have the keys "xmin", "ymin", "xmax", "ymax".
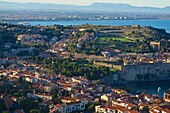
[{"xmin": 0, "ymin": 0, "xmax": 168, "ymax": 8}]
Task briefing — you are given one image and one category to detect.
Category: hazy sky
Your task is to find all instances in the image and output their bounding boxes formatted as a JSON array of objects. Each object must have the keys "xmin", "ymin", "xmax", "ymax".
[{"xmin": 2, "ymin": 0, "xmax": 170, "ymax": 8}]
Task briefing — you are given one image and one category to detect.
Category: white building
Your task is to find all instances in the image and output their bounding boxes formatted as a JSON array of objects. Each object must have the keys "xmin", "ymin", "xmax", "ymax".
[{"xmin": 51, "ymin": 101, "xmax": 86, "ymax": 113}]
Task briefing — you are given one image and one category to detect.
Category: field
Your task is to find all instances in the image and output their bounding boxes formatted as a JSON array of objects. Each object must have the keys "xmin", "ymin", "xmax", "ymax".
[{"xmin": 98, "ymin": 37, "xmax": 134, "ymax": 42}]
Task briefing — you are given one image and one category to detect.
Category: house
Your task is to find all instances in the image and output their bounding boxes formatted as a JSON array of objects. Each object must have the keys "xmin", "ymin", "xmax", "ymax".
[
  {"xmin": 50, "ymin": 37, "xmax": 59, "ymax": 44},
  {"xmin": 39, "ymin": 100, "xmax": 54, "ymax": 110},
  {"xmin": 144, "ymin": 94, "xmax": 153, "ymax": 102},
  {"xmin": 95, "ymin": 105, "xmax": 128, "ymax": 113},
  {"xmin": 150, "ymin": 42, "xmax": 160, "ymax": 51},
  {"xmin": 138, "ymin": 103, "xmax": 149, "ymax": 111},
  {"xmin": 53, "ymin": 104, "xmax": 64, "ymax": 113},
  {"xmin": 150, "ymin": 106, "xmax": 170, "ymax": 113},
  {"xmin": 79, "ymin": 28, "xmax": 86, "ymax": 32},
  {"xmin": 112, "ymin": 100, "xmax": 137, "ymax": 110},
  {"xmin": 61, "ymin": 97, "xmax": 78, "ymax": 103},
  {"xmin": 24, "ymin": 76, "xmax": 39, "ymax": 83},
  {"xmin": 65, "ymin": 101, "xmax": 85, "ymax": 113},
  {"xmin": 27, "ymin": 93, "xmax": 52, "ymax": 100},
  {"xmin": 52, "ymin": 101, "xmax": 86, "ymax": 113},
  {"xmin": 101, "ymin": 94, "xmax": 113, "ymax": 106},
  {"xmin": 27, "ymin": 93, "xmax": 39, "ymax": 100},
  {"xmin": 44, "ymin": 83, "xmax": 57, "ymax": 93},
  {"xmin": 113, "ymin": 89, "xmax": 127, "ymax": 95},
  {"xmin": 35, "ymin": 93, "xmax": 53, "ymax": 100},
  {"xmin": 11, "ymin": 96, "xmax": 19, "ymax": 102},
  {"xmin": 131, "ymin": 24, "xmax": 140, "ymax": 28}
]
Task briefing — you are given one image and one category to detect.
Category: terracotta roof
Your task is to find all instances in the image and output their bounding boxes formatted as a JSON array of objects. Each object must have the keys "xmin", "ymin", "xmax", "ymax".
[
  {"xmin": 149, "ymin": 109, "xmax": 157, "ymax": 113},
  {"xmin": 62, "ymin": 97, "xmax": 77, "ymax": 101},
  {"xmin": 99, "ymin": 105, "xmax": 127, "ymax": 112},
  {"xmin": 129, "ymin": 110, "xmax": 138, "ymax": 113},
  {"xmin": 153, "ymin": 106, "xmax": 170, "ymax": 113},
  {"xmin": 138, "ymin": 103, "xmax": 148, "ymax": 107},
  {"xmin": 66, "ymin": 101, "xmax": 81, "ymax": 105},
  {"xmin": 54, "ymin": 104, "xmax": 62, "ymax": 109}
]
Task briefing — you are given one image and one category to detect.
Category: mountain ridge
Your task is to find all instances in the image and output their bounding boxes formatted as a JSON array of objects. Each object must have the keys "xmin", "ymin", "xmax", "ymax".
[{"xmin": 0, "ymin": 1, "xmax": 170, "ymax": 13}]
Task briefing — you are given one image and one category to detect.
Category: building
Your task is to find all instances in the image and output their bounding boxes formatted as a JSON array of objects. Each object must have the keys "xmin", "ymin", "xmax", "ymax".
[
  {"xmin": 61, "ymin": 97, "xmax": 78, "ymax": 103},
  {"xmin": 101, "ymin": 94, "xmax": 113, "ymax": 106},
  {"xmin": 150, "ymin": 41, "xmax": 160, "ymax": 51},
  {"xmin": 113, "ymin": 89, "xmax": 127, "ymax": 95},
  {"xmin": 122, "ymin": 62, "xmax": 170, "ymax": 81},
  {"xmin": 131, "ymin": 24, "xmax": 140, "ymax": 28},
  {"xmin": 44, "ymin": 83, "xmax": 57, "ymax": 93},
  {"xmin": 51, "ymin": 101, "xmax": 86, "ymax": 113},
  {"xmin": 27, "ymin": 93, "xmax": 52, "ymax": 100},
  {"xmin": 150, "ymin": 106, "xmax": 170, "ymax": 113},
  {"xmin": 95, "ymin": 105, "xmax": 129, "ymax": 113},
  {"xmin": 112, "ymin": 101, "xmax": 137, "ymax": 110},
  {"xmin": 24, "ymin": 76, "xmax": 39, "ymax": 83},
  {"xmin": 164, "ymin": 89, "xmax": 170, "ymax": 102},
  {"xmin": 150, "ymin": 40, "xmax": 168, "ymax": 52}
]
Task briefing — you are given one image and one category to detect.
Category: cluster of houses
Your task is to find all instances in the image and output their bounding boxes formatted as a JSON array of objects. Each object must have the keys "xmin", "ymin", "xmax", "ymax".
[
  {"xmin": 1, "ymin": 23, "xmax": 170, "ymax": 113},
  {"xmin": 0, "ymin": 59, "xmax": 170, "ymax": 113},
  {"xmin": 17, "ymin": 34, "xmax": 48, "ymax": 46},
  {"xmin": 77, "ymin": 32, "xmax": 95, "ymax": 48},
  {"xmin": 95, "ymin": 90, "xmax": 170, "ymax": 113}
]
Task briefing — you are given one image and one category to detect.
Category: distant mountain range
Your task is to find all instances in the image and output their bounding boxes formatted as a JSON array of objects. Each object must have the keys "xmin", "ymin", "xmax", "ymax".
[{"xmin": 0, "ymin": 1, "xmax": 170, "ymax": 13}]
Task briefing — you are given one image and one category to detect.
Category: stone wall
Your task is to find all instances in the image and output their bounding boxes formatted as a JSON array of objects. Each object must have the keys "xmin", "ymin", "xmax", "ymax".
[
  {"xmin": 121, "ymin": 62, "xmax": 170, "ymax": 81},
  {"xmin": 93, "ymin": 61, "xmax": 123, "ymax": 71}
]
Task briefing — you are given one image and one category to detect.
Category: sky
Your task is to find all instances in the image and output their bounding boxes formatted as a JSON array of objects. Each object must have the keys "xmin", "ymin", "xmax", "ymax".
[{"xmin": 1, "ymin": 0, "xmax": 170, "ymax": 8}]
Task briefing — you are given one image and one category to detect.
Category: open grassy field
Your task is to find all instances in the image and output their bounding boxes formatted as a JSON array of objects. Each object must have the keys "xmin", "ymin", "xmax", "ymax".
[{"xmin": 98, "ymin": 37, "xmax": 134, "ymax": 42}]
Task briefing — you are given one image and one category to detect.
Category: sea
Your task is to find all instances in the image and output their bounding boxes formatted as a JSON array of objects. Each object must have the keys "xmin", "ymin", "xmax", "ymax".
[
  {"xmin": 8, "ymin": 19, "xmax": 170, "ymax": 33},
  {"xmin": 7, "ymin": 19, "xmax": 170, "ymax": 96}
]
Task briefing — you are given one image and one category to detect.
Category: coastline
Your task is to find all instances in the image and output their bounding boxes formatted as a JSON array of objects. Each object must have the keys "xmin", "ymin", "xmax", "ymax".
[{"xmin": 2, "ymin": 19, "xmax": 170, "ymax": 33}]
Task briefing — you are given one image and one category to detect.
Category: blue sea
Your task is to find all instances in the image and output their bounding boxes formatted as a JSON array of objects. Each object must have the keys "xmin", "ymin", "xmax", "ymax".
[
  {"xmin": 8, "ymin": 19, "xmax": 170, "ymax": 96},
  {"xmin": 8, "ymin": 19, "xmax": 170, "ymax": 33},
  {"xmin": 114, "ymin": 80, "xmax": 170, "ymax": 97}
]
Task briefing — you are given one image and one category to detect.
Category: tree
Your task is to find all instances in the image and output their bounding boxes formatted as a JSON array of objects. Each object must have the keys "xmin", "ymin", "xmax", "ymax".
[
  {"xmin": 86, "ymin": 103, "xmax": 96, "ymax": 112},
  {"xmin": 0, "ymin": 99, "xmax": 7, "ymax": 111},
  {"xmin": 2, "ymin": 111, "xmax": 10, "ymax": 113},
  {"xmin": 18, "ymin": 76, "xmax": 23, "ymax": 83},
  {"xmin": 52, "ymin": 93, "xmax": 62, "ymax": 104},
  {"xmin": 142, "ymin": 106, "xmax": 149, "ymax": 113},
  {"xmin": 35, "ymin": 57, "xmax": 40, "ymax": 63},
  {"xmin": 30, "ymin": 109, "xmax": 40, "ymax": 113},
  {"xmin": 68, "ymin": 45, "xmax": 75, "ymax": 52},
  {"xmin": 19, "ymin": 98, "xmax": 39, "ymax": 112}
]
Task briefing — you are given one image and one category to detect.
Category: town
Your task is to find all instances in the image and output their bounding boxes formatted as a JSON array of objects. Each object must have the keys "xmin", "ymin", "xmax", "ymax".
[{"xmin": 0, "ymin": 22, "xmax": 170, "ymax": 113}]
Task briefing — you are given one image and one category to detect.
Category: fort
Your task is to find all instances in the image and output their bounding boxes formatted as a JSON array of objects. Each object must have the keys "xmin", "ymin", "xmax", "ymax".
[
  {"xmin": 121, "ymin": 62, "xmax": 170, "ymax": 82},
  {"xmin": 93, "ymin": 60, "xmax": 170, "ymax": 82}
]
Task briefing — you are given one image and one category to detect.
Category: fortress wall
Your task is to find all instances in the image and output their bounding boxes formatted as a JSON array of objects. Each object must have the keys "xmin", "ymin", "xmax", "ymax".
[{"xmin": 122, "ymin": 63, "xmax": 170, "ymax": 81}]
